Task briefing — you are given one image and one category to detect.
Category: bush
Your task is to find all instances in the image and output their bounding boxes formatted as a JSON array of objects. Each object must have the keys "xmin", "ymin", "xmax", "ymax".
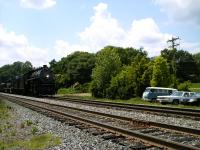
[
  {"xmin": 31, "ymin": 126, "xmax": 39, "ymax": 135},
  {"xmin": 57, "ymin": 88, "xmax": 76, "ymax": 95},
  {"xmin": 178, "ymin": 81, "xmax": 191, "ymax": 91},
  {"xmin": 26, "ymin": 120, "xmax": 33, "ymax": 126},
  {"xmin": 74, "ymin": 83, "xmax": 90, "ymax": 93},
  {"xmin": 107, "ymin": 67, "xmax": 135, "ymax": 99},
  {"xmin": 90, "ymin": 81, "xmax": 104, "ymax": 98}
]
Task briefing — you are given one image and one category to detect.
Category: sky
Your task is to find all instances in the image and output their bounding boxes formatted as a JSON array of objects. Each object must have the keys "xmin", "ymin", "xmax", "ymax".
[{"xmin": 0, "ymin": 0, "xmax": 200, "ymax": 67}]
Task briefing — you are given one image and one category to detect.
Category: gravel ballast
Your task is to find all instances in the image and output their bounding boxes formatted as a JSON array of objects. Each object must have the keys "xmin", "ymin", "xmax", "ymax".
[
  {"xmin": 35, "ymin": 97, "xmax": 200, "ymax": 130},
  {"xmin": 3, "ymin": 99, "xmax": 126, "ymax": 150}
]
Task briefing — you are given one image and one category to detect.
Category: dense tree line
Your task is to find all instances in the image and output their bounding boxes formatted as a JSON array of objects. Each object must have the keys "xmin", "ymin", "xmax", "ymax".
[
  {"xmin": 89, "ymin": 47, "xmax": 200, "ymax": 99},
  {"xmin": 49, "ymin": 51, "xmax": 95, "ymax": 90},
  {"xmin": 0, "ymin": 46, "xmax": 199, "ymax": 99},
  {"xmin": 0, "ymin": 61, "xmax": 32, "ymax": 83}
]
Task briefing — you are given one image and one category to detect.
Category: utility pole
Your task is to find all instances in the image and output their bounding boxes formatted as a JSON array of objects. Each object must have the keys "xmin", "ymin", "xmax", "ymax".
[
  {"xmin": 167, "ymin": 36, "xmax": 180, "ymax": 50},
  {"xmin": 167, "ymin": 36, "xmax": 180, "ymax": 87}
]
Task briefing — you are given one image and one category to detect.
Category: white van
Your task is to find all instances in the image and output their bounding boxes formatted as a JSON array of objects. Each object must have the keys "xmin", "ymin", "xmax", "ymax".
[{"xmin": 142, "ymin": 87, "xmax": 177, "ymax": 101}]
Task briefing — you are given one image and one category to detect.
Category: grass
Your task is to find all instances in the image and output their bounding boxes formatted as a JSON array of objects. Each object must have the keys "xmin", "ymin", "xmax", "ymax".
[
  {"xmin": 189, "ymin": 83, "xmax": 200, "ymax": 92},
  {"xmin": 57, "ymin": 88, "xmax": 77, "ymax": 95},
  {"xmin": 0, "ymin": 133, "xmax": 61, "ymax": 150},
  {"xmin": 0, "ymin": 98, "xmax": 61, "ymax": 150},
  {"xmin": 0, "ymin": 100, "xmax": 10, "ymax": 120}
]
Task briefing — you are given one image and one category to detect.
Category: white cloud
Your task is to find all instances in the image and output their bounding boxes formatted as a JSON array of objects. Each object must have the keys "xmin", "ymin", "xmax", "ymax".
[
  {"xmin": 154, "ymin": 0, "xmax": 200, "ymax": 25},
  {"xmin": 20, "ymin": 0, "xmax": 56, "ymax": 9},
  {"xmin": 79, "ymin": 3, "xmax": 125, "ymax": 50},
  {"xmin": 124, "ymin": 18, "xmax": 172, "ymax": 56},
  {"xmin": 56, "ymin": 3, "xmax": 175, "ymax": 57},
  {"xmin": 54, "ymin": 40, "xmax": 89, "ymax": 59},
  {"xmin": 0, "ymin": 24, "xmax": 49, "ymax": 67}
]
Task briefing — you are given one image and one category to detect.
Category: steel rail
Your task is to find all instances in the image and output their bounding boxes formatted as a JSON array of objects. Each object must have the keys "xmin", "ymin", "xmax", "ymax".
[
  {"xmin": 12, "ymin": 96, "xmax": 200, "ymax": 136},
  {"xmin": 1, "ymin": 94, "xmax": 200, "ymax": 150},
  {"xmin": 55, "ymin": 96, "xmax": 200, "ymax": 117},
  {"xmin": 1, "ymin": 93, "xmax": 200, "ymax": 136}
]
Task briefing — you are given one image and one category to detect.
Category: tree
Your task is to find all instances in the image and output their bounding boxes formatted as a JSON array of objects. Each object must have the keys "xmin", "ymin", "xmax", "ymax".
[
  {"xmin": 193, "ymin": 52, "xmax": 200, "ymax": 81},
  {"xmin": 161, "ymin": 48, "xmax": 199, "ymax": 82},
  {"xmin": 132, "ymin": 54, "xmax": 152, "ymax": 96},
  {"xmin": 106, "ymin": 54, "xmax": 152, "ymax": 99},
  {"xmin": 0, "ymin": 61, "xmax": 33, "ymax": 83},
  {"xmin": 150, "ymin": 56, "xmax": 171, "ymax": 87},
  {"xmin": 107, "ymin": 66, "xmax": 135, "ymax": 99},
  {"xmin": 90, "ymin": 46, "xmax": 121, "ymax": 98},
  {"xmin": 49, "ymin": 51, "xmax": 95, "ymax": 87}
]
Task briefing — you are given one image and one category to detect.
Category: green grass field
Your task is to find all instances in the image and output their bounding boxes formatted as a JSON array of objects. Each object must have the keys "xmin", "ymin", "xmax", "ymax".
[{"xmin": 189, "ymin": 83, "xmax": 200, "ymax": 92}]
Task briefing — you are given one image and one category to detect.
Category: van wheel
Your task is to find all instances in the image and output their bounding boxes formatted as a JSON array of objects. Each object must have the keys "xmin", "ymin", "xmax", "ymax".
[
  {"xmin": 172, "ymin": 99, "xmax": 179, "ymax": 105},
  {"xmin": 151, "ymin": 98, "xmax": 156, "ymax": 102}
]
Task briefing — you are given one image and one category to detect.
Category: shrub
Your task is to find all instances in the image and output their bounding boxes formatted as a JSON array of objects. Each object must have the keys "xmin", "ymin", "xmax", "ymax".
[
  {"xmin": 31, "ymin": 126, "xmax": 39, "ymax": 135},
  {"xmin": 26, "ymin": 120, "xmax": 33, "ymax": 126},
  {"xmin": 178, "ymin": 81, "xmax": 191, "ymax": 91},
  {"xmin": 57, "ymin": 88, "xmax": 76, "ymax": 95},
  {"xmin": 75, "ymin": 83, "xmax": 90, "ymax": 93},
  {"xmin": 107, "ymin": 66, "xmax": 135, "ymax": 99}
]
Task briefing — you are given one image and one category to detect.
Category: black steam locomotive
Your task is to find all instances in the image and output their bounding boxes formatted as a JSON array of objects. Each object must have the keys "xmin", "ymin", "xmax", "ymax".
[{"xmin": 0, "ymin": 65, "xmax": 55, "ymax": 97}]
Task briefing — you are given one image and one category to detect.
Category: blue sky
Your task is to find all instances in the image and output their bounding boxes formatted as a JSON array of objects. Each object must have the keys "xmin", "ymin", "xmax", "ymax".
[{"xmin": 0, "ymin": 0, "xmax": 200, "ymax": 66}]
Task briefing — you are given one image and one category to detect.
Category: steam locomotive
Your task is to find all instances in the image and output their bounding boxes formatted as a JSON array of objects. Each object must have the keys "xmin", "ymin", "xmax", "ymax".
[{"xmin": 0, "ymin": 65, "xmax": 55, "ymax": 97}]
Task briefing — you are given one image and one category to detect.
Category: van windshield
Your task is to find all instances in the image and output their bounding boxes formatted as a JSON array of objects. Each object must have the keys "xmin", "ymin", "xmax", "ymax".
[{"xmin": 145, "ymin": 89, "xmax": 155, "ymax": 92}]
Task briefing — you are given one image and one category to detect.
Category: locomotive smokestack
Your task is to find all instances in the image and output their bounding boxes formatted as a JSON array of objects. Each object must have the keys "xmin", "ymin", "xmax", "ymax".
[{"xmin": 43, "ymin": 65, "xmax": 47, "ymax": 68}]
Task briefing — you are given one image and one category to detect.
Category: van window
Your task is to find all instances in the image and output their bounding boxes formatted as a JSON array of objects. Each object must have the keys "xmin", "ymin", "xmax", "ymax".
[
  {"xmin": 150, "ymin": 89, "xmax": 155, "ymax": 92},
  {"xmin": 168, "ymin": 90, "xmax": 173, "ymax": 94}
]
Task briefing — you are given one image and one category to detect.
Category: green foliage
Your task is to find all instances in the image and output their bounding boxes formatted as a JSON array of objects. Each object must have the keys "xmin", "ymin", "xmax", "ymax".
[
  {"xmin": 178, "ymin": 81, "xmax": 191, "ymax": 91},
  {"xmin": 25, "ymin": 120, "xmax": 33, "ymax": 126},
  {"xmin": 189, "ymin": 83, "xmax": 200, "ymax": 88},
  {"xmin": 57, "ymin": 88, "xmax": 76, "ymax": 94},
  {"xmin": 0, "ymin": 61, "xmax": 32, "ymax": 83},
  {"xmin": 0, "ymin": 134, "xmax": 61, "ymax": 150},
  {"xmin": 107, "ymin": 66, "xmax": 135, "ymax": 99},
  {"xmin": 91, "ymin": 46, "xmax": 150, "ymax": 99},
  {"xmin": 74, "ymin": 82, "xmax": 90, "ymax": 93},
  {"xmin": 0, "ymin": 100, "xmax": 9, "ymax": 120},
  {"xmin": 31, "ymin": 126, "xmax": 39, "ymax": 135},
  {"xmin": 131, "ymin": 54, "xmax": 152, "ymax": 97},
  {"xmin": 150, "ymin": 56, "xmax": 171, "ymax": 87},
  {"xmin": 161, "ymin": 49, "xmax": 199, "ymax": 82},
  {"xmin": 49, "ymin": 51, "xmax": 95, "ymax": 88},
  {"xmin": 90, "ymin": 46, "xmax": 122, "ymax": 97},
  {"xmin": 107, "ymin": 54, "xmax": 152, "ymax": 99}
]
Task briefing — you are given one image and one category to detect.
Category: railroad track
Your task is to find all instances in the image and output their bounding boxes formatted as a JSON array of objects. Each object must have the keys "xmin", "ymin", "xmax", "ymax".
[
  {"xmin": 53, "ymin": 96, "xmax": 200, "ymax": 118},
  {"xmin": 1, "ymin": 93, "xmax": 200, "ymax": 150}
]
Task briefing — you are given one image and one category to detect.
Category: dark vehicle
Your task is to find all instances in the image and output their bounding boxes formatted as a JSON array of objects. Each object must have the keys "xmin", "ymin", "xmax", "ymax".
[
  {"xmin": 26, "ymin": 65, "xmax": 55, "ymax": 96},
  {"xmin": 0, "ymin": 83, "xmax": 6, "ymax": 92},
  {"xmin": 1, "ymin": 65, "xmax": 55, "ymax": 97}
]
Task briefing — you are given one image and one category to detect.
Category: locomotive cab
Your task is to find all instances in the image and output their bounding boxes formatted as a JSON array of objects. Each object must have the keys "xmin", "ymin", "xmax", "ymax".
[{"xmin": 28, "ymin": 65, "xmax": 55, "ymax": 96}]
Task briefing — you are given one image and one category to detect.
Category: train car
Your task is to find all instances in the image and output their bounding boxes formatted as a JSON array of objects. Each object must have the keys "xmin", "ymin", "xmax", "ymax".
[
  {"xmin": 12, "ymin": 76, "xmax": 24, "ymax": 94},
  {"xmin": 0, "ymin": 83, "xmax": 6, "ymax": 92},
  {"xmin": 4, "ymin": 79, "xmax": 12, "ymax": 93},
  {"xmin": 0, "ymin": 65, "xmax": 55, "ymax": 97},
  {"xmin": 26, "ymin": 65, "xmax": 55, "ymax": 96}
]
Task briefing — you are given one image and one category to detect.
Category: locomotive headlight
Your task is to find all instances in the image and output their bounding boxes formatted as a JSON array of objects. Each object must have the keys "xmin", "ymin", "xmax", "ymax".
[{"xmin": 46, "ymin": 74, "xmax": 50, "ymax": 78}]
